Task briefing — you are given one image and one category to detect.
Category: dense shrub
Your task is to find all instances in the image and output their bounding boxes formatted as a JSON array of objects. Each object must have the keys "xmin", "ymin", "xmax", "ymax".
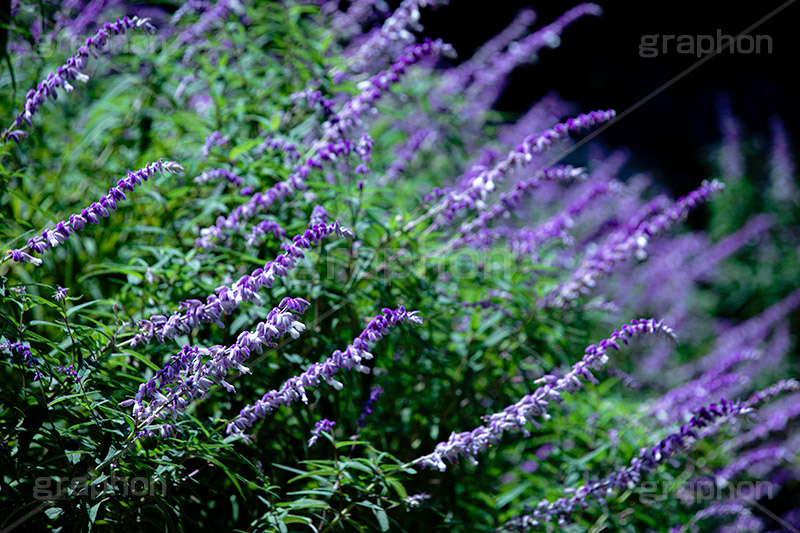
[{"xmin": 1, "ymin": 1, "xmax": 798, "ymax": 531}]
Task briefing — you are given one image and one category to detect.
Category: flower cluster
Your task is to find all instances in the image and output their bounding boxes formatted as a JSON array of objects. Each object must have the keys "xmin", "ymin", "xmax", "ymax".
[
  {"xmin": 201, "ymin": 130, "xmax": 228, "ymax": 161},
  {"xmin": 445, "ymin": 165, "xmax": 588, "ymax": 251},
  {"xmin": 505, "ymin": 380, "xmax": 800, "ymax": 530},
  {"xmin": 1, "ymin": 341, "xmax": 42, "ymax": 381},
  {"xmin": 1, "ymin": 15, "xmax": 157, "ymax": 143},
  {"xmin": 5, "ymin": 160, "xmax": 184, "ymax": 266},
  {"xmin": 308, "ymin": 419, "xmax": 336, "ymax": 447},
  {"xmin": 405, "ymin": 493, "xmax": 432, "ymax": 508},
  {"xmin": 355, "ymin": 133, "xmax": 374, "ymax": 174},
  {"xmin": 356, "ymin": 386, "xmax": 384, "ymax": 428},
  {"xmin": 54, "ymin": 286, "xmax": 69, "ymax": 302},
  {"xmin": 511, "ymin": 180, "xmax": 616, "ymax": 257},
  {"xmin": 324, "ymin": 38, "xmax": 453, "ymax": 141},
  {"xmin": 717, "ymin": 94, "xmax": 744, "ymax": 183},
  {"xmin": 768, "ymin": 116, "xmax": 798, "ymax": 204},
  {"xmin": 244, "ymin": 220, "xmax": 287, "ymax": 248},
  {"xmin": 122, "ymin": 297, "xmax": 310, "ymax": 432},
  {"xmin": 506, "ymin": 397, "xmax": 749, "ymax": 529},
  {"xmin": 253, "ymin": 137, "xmax": 303, "ymax": 161},
  {"xmin": 290, "ymin": 89, "xmax": 335, "ymax": 115},
  {"xmin": 342, "ymin": 0, "xmax": 449, "ymax": 75},
  {"xmin": 416, "ymin": 319, "xmax": 676, "ymax": 471},
  {"xmin": 384, "ymin": 129, "xmax": 435, "ymax": 181},
  {"xmin": 442, "ymin": 8, "xmax": 536, "ymax": 94},
  {"xmin": 55, "ymin": 364, "xmax": 81, "ymax": 384},
  {"xmin": 309, "ymin": 205, "xmax": 329, "ymax": 227},
  {"xmin": 2, "ymin": 2, "xmax": 798, "ymax": 530},
  {"xmin": 194, "ymin": 168, "xmax": 243, "ymax": 188},
  {"xmin": 463, "ymin": 3, "xmax": 602, "ymax": 117},
  {"xmin": 420, "ymin": 110, "xmax": 616, "ymax": 233},
  {"xmin": 195, "ymin": 37, "xmax": 453, "ymax": 251},
  {"xmin": 227, "ymin": 306, "xmax": 422, "ymax": 436},
  {"xmin": 548, "ymin": 179, "xmax": 724, "ymax": 307},
  {"xmin": 133, "ymin": 221, "xmax": 353, "ymax": 346}
]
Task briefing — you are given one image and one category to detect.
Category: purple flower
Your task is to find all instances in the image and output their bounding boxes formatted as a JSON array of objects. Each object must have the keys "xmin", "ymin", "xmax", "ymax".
[
  {"xmin": 200, "ymin": 130, "xmax": 228, "ymax": 161},
  {"xmin": 341, "ymin": 0, "xmax": 450, "ymax": 75},
  {"xmin": 715, "ymin": 437, "xmax": 800, "ymax": 485},
  {"xmin": 330, "ymin": 0, "xmax": 391, "ymax": 39},
  {"xmin": 121, "ymin": 297, "xmax": 310, "ymax": 432},
  {"xmin": 55, "ymin": 364, "xmax": 81, "ymax": 384},
  {"xmin": 462, "ymin": 4, "xmax": 602, "ymax": 118},
  {"xmin": 227, "ymin": 306, "xmax": 422, "ymax": 436},
  {"xmin": 409, "ymin": 110, "xmax": 616, "ymax": 237},
  {"xmin": 442, "ymin": 8, "xmax": 536, "ymax": 94},
  {"xmin": 444, "ymin": 166, "xmax": 588, "ymax": 251},
  {"xmin": 194, "ymin": 168, "xmax": 242, "ymax": 187},
  {"xmin": 60, "ymin": 0, "xmax": 125, "ymax": 39},
  {"xmin": 651, "ymin": 347, "xmax": 760, "ymax": 423},
  {"xmin": 5, "ymin": 160, "xmax": 183, "ymax": 266},
  {"xmin": 1, "ymin": 341, "xmax": 43, "ymax": 381},
  {"xmin": 244, "ymin": 220, "xmax": 287, "ymax": 248},
  {"xmin": 385, "ymin": 129, "xmax": 435, "ymax": 181},
  {"xmin": 509, "ymin": 180, "xmax": 616, "ymax": 257},
  {"xmin": 416, "ymin": 319, "xmax": 676, "ymax": 471},
  {"xmin": 505, "ymin": 381, "xmax": 800, "ymax": 529},
  {"xmin": 405, "ymin": 493, "xmax": 431, "ymax": 508},
  {"xmin": 1, "ymin": 16, "xmax": 157, "ymax": 143},
  {"xmin": 253, "ymin": 136, "xmax": 302, "ymax": 161},
  {"xmin": 356, "ymin": 133, "xmax": 374, "ymax": 162},
  {"xmin": 54, "ymin": 286, "xmax": 69, "ymax": 302},
  {"xmin": 356, "ymin": 386, "xmax": 384, "ymax": 428},
  {"xmin": 768, "ymin": 115, "xmax": 798, "ymax": 204},
  {"xmin": 324, "ymin": 39, "xmax": 453, "ymax": 141},
  {"xmin": 686, "ymin": 501, "xmax": 764, "ymax": 533},
  {"xmin": 547, "ymin": 180, "xmax": 724, "ymax": 308},
  {"xmin": 689, "ymin": 214, "xmax": 773, "ymax": 280},
  {"xmin": 309, "ymin": 205, "xmax": 329, "ymax": 227},
  {"xmin": 685, "ymin": 287, "xmax": 800, "ymax": 378},
  {"xmin": 308, "ymin": 418, "xmax": 336, "ymax": 447},
  {"xmin": 196, "ymin": 39, "xmax": 451, "ymax": 250},
  {"xmin": 499, "ymin": 93, "xmax": 575, "ymax": 147},
  {"xmin": 732, "ymin": 391, "xmax": 800, "ymax": 449},
  {"xmin": 290, "ymin": 89, "xmax": 335, "ymax": 115},
  {"xmin": 133, "ymin": 221, "xmax": 353, "ymax": 346},
  {"xmin": 717, "ymin": 94, "xmax": 744, "ymax": 182}
]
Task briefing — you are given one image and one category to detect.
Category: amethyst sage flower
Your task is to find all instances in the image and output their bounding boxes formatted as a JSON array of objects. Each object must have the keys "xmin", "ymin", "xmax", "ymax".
[
  {"xmin": 121, "ymin": 297, "xmax": 310, "ymax": 432},
  {"xmin": 132, "ymin": 221, "xmax": 353, "ymax": 346},
  {"xmin": 505, "ymin": 380, "xmax": 800, "ymax": 530},
  {"xmin": 1, "ymin": 16, "xmax": 157, "ymax": 144},
  {"xmin": 547, "ymin": 180, "xmax": 724, "ymax": 308},
  {"xmin": 1, "ymin": 341, "xmax": 43, "ymax": 381},
  {"xmin": 356, "ymin": 386, "xmax": 384, "ymax": 428},
  {"xmin": 308, "ymin": 419, "xmax": 336, "ymax": 447},
  {"xmin": 443, "ymin": 165, "xmax": 588, "ymax": 251},
  {"xmin": 244, "ymin": 220, "xmax": 287, "ymax": 248},
  {"xmin": 5, "ymin": 160, "xmax": 184, "ymax": 266},
  {"xmin": 418, "ymin": 110, "xmax": 616, "ymax": 234},
  {"xmin": 200, "ymin": 130, "xmax": 228, "ymax": 161},
  {"xmin": 416, "ymin": 319, "xmax": 676, "ymax": 471},
  {"xmin": 194, "ymin": 168, "xmax": 243, "ymax": 188},
  {"xmin": 227, "ymin": 306, "xmax": 422, "ymax": 436}
]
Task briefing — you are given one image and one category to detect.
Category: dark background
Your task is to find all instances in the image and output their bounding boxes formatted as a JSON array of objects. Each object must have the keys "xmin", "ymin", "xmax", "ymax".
[{"xmin": 414, "ymin": 0, "xmax": 799, "ymax": 195}]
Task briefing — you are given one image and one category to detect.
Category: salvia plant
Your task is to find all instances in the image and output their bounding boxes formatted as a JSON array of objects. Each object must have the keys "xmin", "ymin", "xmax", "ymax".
[{"xmin": 0, "ymin": 1, "xmax": 798, "ymax": 531}]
